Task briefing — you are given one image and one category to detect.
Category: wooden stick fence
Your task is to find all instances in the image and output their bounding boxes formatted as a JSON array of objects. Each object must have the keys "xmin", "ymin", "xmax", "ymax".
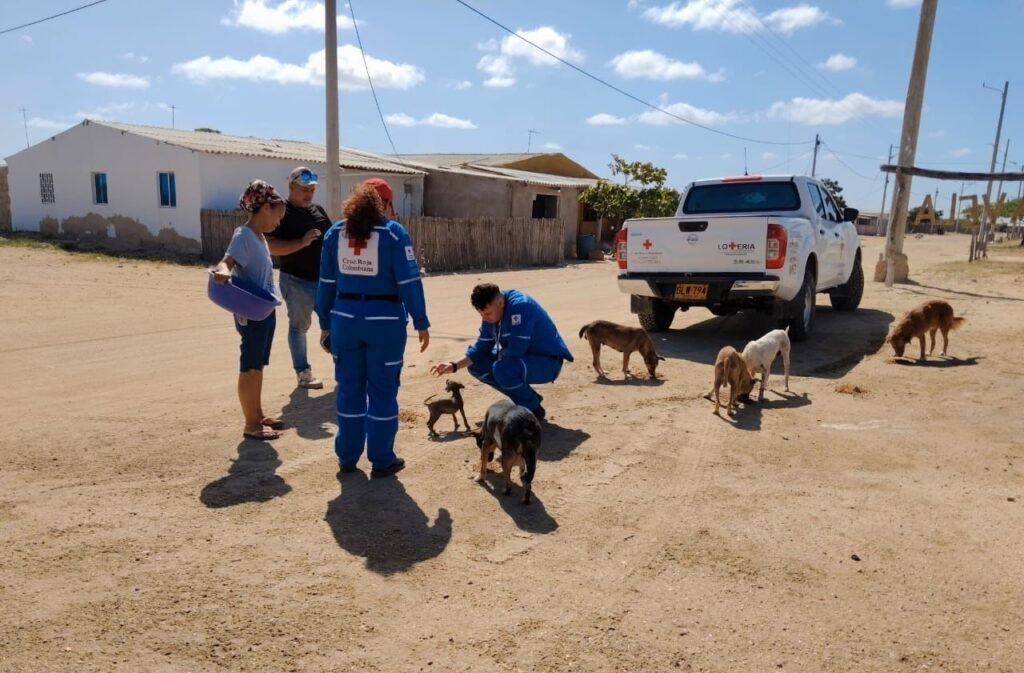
[{"xmin": 200, "ymin": 210, "xmax": 565, "ymax": 271}]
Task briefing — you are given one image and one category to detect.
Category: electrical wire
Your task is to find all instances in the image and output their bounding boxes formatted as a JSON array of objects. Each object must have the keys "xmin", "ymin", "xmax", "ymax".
[
  {"xmin": 348, "ymin": 0, "xmax": 401, "ymax": 158},
  {"xmin": 820, "ymin": 138, "xmax": 875, "ymax": 180},
  {"xmin": 0, "ymin": 0, "xmax": 109, "ymax": 36},
  {"xmin": 753, "ymin": 148, "xmax": 815, "ymax": 174},
  {"xmin": 453, "ymin": 0, "xmax": 812, "ymax": 147}
]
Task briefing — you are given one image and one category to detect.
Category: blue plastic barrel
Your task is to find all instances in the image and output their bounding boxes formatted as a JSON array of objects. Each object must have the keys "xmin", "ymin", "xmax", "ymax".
[{"xmin": 576, "ymin": 234, "xmax": 596, "ymax": 260}]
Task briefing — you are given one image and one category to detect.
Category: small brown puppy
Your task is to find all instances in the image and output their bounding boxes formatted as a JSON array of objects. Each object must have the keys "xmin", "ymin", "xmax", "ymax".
[
  {"xmin": 710, "ymin": 346, "xmax": 755, "ymax": 416},
  {"xmin": 887, "ymin": 299, "xmax": 965, "ymax": 360},
  {"xmin": 423, "ymin": 380, "xmax": 469, "ymax": 437},
  {"xmin": 579, "ymin": 320, "xmax": 665, "ymax": 379}
]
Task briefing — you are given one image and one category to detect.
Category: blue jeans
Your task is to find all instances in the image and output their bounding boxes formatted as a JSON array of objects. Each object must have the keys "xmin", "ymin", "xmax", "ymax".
[
  {"xmin": 467, "ymin": 351, "xmax": 563, "ymax": 412},
  {"xmin": 279, "ymin": 272, "xmax": 318, "ymax": 373}
]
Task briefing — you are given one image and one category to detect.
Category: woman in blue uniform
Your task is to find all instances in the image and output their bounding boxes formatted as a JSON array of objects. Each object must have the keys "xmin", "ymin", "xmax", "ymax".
[{"xmin": 315, "ymin": 179, "xmax": 430, "ymax": 478}]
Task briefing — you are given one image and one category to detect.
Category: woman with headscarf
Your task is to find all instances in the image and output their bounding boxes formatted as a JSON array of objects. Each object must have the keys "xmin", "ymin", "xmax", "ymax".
[{"xmin": 315, "ymin": 178, "xmax": 430, "ymax": 478}]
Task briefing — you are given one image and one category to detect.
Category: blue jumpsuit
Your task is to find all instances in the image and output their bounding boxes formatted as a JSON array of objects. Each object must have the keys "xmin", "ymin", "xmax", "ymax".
[
  {"xmin": 465, "ymin": 289, "xmax": 573, "ymax": 413},
  {"xmin": 315, "ymin": 220, "xmax": 429, "ymax": 470}
]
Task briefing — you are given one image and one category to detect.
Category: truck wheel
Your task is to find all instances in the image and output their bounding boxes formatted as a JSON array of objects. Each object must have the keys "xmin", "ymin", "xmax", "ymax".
[
  {"xmin": 830, "ymin": 253, "xmax": 863, "ymax": 311},
  {"xmin": 786, "ymin": 268, "xmax": 816, "ymax": 342},
  {"xmin": 638, "ymin": 299, "xmax": 676, "ymax": 332},
  {"xmin": 709, "ymin": 304, "xmax": 738, "ymax": 317}
]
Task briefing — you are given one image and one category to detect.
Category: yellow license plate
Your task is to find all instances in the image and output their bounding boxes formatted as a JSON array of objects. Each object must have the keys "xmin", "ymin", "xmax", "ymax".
[{"xmin": 674, "ymin": 283, "xmax": 708, "ymax": 301}]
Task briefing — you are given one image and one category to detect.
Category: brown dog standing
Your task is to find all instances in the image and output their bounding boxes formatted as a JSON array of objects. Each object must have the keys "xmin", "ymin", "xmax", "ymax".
[
  {"xmin": 579, "ymin": 320, "xmax": 665, "ymax": 379},
  {"xmin": 709, "ymin": 346, "xmax": 755, "ymax": 416},
  {"xmin": 887, "ymin": 299, "xmax": 965, "ymax": 360}
]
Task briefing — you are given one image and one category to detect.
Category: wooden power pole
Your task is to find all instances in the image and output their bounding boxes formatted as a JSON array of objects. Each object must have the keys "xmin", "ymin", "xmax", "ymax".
[
  {"xmin": 883, "ymin": 0, "xmax": 938, "ymax": 287},
  {"xmin": 325, "ymin": 0, "xmax": 342, "ymax": 221},
  {"xmin": 976, "ymin": 81, "xmax": 1009, "ymax": 259}
]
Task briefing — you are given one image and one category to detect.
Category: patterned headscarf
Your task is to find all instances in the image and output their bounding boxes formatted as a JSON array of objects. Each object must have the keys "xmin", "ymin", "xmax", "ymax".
[{"xmin": 239, "ymin": 179, "xmax": 284, "ymax": 213}]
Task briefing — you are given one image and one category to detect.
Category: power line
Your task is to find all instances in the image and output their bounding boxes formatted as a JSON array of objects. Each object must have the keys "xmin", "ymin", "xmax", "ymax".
[
  {"xmin": 755, "ymin": 148, "xmax": 814, "ymax": 174},
  {"xmin": 347, "ymin": 0, "xmax": 400, "ymax": 157},
  {"xmin": 453, "ymin": 0, "xmax": 811, "ymax": 147},
  {"xmin": 820, "ymin": 138, "xmax": 875, "ymax": 181},
  {"xmin": 0, "ymin": 0, "xmax": 109, "ymax": 36}
]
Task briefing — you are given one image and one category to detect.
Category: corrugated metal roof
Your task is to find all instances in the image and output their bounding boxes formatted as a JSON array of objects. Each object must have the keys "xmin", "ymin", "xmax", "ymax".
[
  {"xmin": 398, "ymin": 153, "xmax": 547, "ymax": 168},
  {"xmin": 92, "ymin": 120, "xmax": 423, "ymax": 175},
  {"xmin": 466, "ymin": 164, "xmax": 599, "ymax": 188}
]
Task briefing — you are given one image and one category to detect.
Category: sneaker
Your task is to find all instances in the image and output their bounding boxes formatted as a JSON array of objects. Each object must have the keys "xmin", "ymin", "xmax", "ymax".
[
  {"xmin": 370, "ymin": 457, "xmax": 406, "ymax": 479},
  {"xmin": 338, "ymin": 463, "xmax": 358, "ymax": 474},
  {"xmin": 297, "ymin": 368, "xmax": 324, "ymax": 390}
]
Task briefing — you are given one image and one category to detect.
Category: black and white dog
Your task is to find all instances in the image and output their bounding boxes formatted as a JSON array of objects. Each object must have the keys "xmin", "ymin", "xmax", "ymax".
[{"xmin": 473, "ymin": 399, "xmax": 541, "ymax": 504}]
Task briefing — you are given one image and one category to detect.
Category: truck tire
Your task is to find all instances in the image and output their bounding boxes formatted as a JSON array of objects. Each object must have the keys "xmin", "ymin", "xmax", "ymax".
[
  {"xmin": 830, "ymin": 252, "xmax": 863, "ymax": 311},
  {"xmin": 638, "ymin": 299, "xmax": 675, "ymax": 332},
  {"xmin": 709, "ymin": 304, "xmax": 738, "ymax": 317},
  {"xmin": 786, "ymin": 268, "xmax": 816, "ymax": 342}
]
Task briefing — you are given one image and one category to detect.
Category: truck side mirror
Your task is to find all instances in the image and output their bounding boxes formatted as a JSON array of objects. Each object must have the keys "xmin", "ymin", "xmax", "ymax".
[{"xmin": 843, "ymin": 207, "xmax": 859, "ymax": 222}]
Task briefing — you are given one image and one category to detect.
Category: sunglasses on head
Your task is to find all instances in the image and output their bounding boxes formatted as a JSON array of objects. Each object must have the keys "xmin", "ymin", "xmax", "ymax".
[{"xmin": 293, "ymin": 169, "xmax": 318, "ymax": 186}]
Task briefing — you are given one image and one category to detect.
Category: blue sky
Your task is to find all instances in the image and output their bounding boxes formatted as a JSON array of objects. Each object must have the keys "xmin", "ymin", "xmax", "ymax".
[{"xmin": 3, "ymin": 0, "xmax": 1024, "ymax": 212}]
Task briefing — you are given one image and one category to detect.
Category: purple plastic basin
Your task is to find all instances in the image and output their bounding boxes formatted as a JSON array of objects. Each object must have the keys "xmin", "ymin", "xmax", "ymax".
[{"xmin": 207, "ymin": 273, "xmax": 281, "ymax": 321}]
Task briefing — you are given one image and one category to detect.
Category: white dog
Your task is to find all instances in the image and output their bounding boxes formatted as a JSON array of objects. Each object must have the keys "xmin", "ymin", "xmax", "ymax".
[{"xmin": 741, "ymin": 327, "xmax": 791, "ymax": 401}]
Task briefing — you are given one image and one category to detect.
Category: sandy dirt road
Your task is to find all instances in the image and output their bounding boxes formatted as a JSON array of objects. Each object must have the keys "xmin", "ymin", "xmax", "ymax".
[{"xmin": 1, "ymin": 233, "xmax": 1022, "ymax": 672}]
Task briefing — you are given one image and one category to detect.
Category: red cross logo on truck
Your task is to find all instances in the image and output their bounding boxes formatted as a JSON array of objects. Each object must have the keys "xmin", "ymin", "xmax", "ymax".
[
  {"xmin": 728, "ymin": 241, "xmax": 737, "ymax": 250},
  {"xmin": 348, "ymin": 237, "xmax": 368, "ymax": 256},
  {"xmin": 643, "ymin": 239, "xmax": 653, "ymax": 250}
]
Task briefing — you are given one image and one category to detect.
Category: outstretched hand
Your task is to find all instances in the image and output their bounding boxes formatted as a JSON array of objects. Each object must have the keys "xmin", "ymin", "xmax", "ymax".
[
  {"xmin": 429, "ymin": 362, "xmax": 453, "ymax": 377},
  {"xmin": 418, "ymin": 329, "xmax": 430, "ymax": 352}
]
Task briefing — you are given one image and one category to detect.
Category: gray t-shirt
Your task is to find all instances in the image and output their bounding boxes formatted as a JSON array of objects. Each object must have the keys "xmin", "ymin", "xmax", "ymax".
[{"xmin": 226, "ymin": 225, "xmax": 278, "ymax": 299}]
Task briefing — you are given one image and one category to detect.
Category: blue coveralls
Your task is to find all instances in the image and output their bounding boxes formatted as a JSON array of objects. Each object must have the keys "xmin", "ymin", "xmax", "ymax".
[
  {"xmin": 315, "ymin": 220, "xmax": 429, "ymax": 470},
  {"xmin": 466, "ymin": 289, "xmax": 573, "ymax": 413}
]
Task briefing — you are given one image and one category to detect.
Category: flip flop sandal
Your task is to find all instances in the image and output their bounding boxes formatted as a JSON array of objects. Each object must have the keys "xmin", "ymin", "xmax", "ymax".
[
  {"xmin": 243, "ymin": 428, "xmax": 281, "ymax": 440},
  {"xmin": 261, "ymin": 418, "xmax": 287, "ymax": 430}
]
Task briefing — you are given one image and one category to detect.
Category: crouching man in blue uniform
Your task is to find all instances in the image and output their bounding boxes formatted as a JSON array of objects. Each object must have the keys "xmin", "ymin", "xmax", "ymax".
[
  {"xmin": 316, "ymin": 178, "xmax": 430, "ymax": 478},
  {"xmin": 431, "ymin": 283, "xmax": 572, "ymax": 420}
]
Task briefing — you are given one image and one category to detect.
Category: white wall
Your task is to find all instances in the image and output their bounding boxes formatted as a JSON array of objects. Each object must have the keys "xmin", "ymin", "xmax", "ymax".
[
  {"xmin": 198, "ymin": 155, "xmax": 425, "ymax": 222},
  {"xmin": 6, "ymin": 121, "xmax": 202, "ymax": 240}
]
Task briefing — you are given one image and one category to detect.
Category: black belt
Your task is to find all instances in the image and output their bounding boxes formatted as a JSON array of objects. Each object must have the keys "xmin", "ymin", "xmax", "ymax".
[{"xmin": 337, "ymin": 292, "xmax": 400, "ymax": 302}]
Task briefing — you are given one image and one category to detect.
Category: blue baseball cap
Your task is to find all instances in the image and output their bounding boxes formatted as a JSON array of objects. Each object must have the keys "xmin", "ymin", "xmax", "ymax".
[{"xmin": 288, "ymin": 166, "xmax": 319, "ymax": 186}]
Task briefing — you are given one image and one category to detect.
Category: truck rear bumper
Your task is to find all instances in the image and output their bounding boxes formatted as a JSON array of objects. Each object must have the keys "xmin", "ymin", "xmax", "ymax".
[{"xmin": 618, "ymin": 273, "xmax": 781, "ymax": 301}]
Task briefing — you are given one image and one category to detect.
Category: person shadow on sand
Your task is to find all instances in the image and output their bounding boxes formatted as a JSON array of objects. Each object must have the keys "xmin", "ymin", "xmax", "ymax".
[
  {"xmin": 199, "ymin": 439, "xmax": 292, "ymax": 509},
  {"xmin": 325, "ymin": 472, "xmax": 452, "ymax": 576}
]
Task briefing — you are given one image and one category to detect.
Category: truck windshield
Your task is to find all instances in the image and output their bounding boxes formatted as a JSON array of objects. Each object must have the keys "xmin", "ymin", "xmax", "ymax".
[{"xmin": 682, "ymin": 181, "xmax": 801, "ymax": 214}]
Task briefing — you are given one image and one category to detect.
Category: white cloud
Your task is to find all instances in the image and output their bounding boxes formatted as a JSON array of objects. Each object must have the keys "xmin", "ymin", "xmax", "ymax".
[
  {"xmin": 543, "ymin": 142, "xmax": 563, "ymax": 150},
  {"xmin": 477, "ymin": 54, "xmax": 515, "ymax": 87},
  {"xmin": 722, "ymin": 153, "xmax": 733, "ymax": 159},
  {"xmin": 642, "ymin": 0, "xmax": 829, "ymax": 35},
  {"xmin": 927, "ymin": 129, "xmax": 947, "ymax": 138},
  {"xmin": 638, "ymin": 101, "xmax": 734, "ymax": 126},
  {"xmin": 122, "ymin": 52, "xmax": 150, "ymax": 63},
  {"xmin": 173, "ymin": 46, "xmax": 424, "ymax": 90},
  {"xmin": 887, "ymin": 0, "xmax": 921, "ymax": 7},
  {"xmin": 21, "ymin": 35, "xmax": 32, "ymax": 43},
  {"xmin": 634, "ymin": 144, "xmax": 652, "ymax": 150},
  {"xmin": 223, "ymin": 0, "xmax": 354, "ymax": 34},
  {"xmin": 609, "ymin": 50, "xmax": 724, "ymax": 82},
  {"xmin": 951, "ymin": 147, "xmax": 971, "ymax": 158},
  {"xmin": 385, "ymin": 112, "xmax": 476, "ymax": 129},
  {"xmin": 74, "ymin": 103, "xmax": 136, "ymax": 120},
  {"xmin": 762, "ymin": 151, "xmax": 777, "ymax": 160},
  {"xmin": 587, "ymin": 113, "xmax": 627, "ymax": 126},
  {"xmin": 450, "ymin": 80, "xmax": 473, "ymax": 90},
  {"xmin": 26, "ymin": 117, "xmax": 71, "ymax": 131},
  {"xmin": 766, "ymin": 93, "xmax": 903, "ymax": 125},
  {"xmin": 762, "ymin": 5, "xmax": 830, "ymax": 35},
  {"xmin": 476, "ymin": 26, "xmax": 582, "ymax": 87},
  {"xmin": 818, "ymin": 53, "xmax": 856, "ymax": 72},
  {"xmin": 76, "ymin": 72, "xmax": 150, "ymax": 89},
  {"xmin": 674, "ymin": 153, "xmax": 688, "ymax": 159}
]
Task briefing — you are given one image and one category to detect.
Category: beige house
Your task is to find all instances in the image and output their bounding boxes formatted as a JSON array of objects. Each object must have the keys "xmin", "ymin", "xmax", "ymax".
[{"xmin": 399, "ymin": 153, "xmax": 600, "ymax": 257}]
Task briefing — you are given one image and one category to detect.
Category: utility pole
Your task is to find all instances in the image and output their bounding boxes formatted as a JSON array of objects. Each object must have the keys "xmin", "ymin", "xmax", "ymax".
[
  {"xmin": 883, "ymin": 0, "xmax": 938, "ymax": 287},
  {"xmin": 811, "ymin": 133, "xmax": 820, "ymax": 177},
  {"xmin": 19, "ymin": 105, "xmax": 30, "ymax": 148},
  {"xmin": 527, "ymin": 129, "xmax": 539, "ymax": 153},
  {"xmin": 995, "ymin": 137, "xmax": 1010, "ymax": 205},
  {"xmin": 977, "ymin": 80, "xmax": 1008, "ymax": 259},
  {"xmin": 878, "ymin": 143, "xmax": 895, "ymax": 236},
  {"xmin": 324, "ymin": 0, "xmax": 341, "ymax": 220},
  {"xmin": 170, "ymin": 104, "xmax": 176, "ymax": 129},
  {"xmin": 743, "ymin": 146, "xmax": 748, "ymax": 175}
]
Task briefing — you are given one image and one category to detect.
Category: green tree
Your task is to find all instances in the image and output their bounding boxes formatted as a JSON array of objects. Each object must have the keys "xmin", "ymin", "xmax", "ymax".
[
  {"xmin": 820, "ymin": 177, "xmax": 848, "ymax": 211},
  {"xmin": 579, "ymin": 154, "xmax": 680, "ymax": 220},
  {"xmin": 194, "ymin": 127, "xmax": 222, "ymax": 134}
]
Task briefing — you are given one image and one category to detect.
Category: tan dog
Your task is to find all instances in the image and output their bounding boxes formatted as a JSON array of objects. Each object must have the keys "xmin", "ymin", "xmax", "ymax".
[
  {"xmin": 579, "ymin": 320, "xmax": 665, "ymax": 379},
  {"xmin": 887, "ymin": 299, "xmax": 965, "ymax": 360},
  {"xmin": 708, "ymin": 346, "xmax": 755, "ymax": 416}
]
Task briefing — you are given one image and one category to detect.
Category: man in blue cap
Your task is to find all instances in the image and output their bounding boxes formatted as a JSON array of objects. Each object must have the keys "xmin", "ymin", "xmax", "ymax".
[
  {"xmin": 431, "ymin": 283, "xmax": 572, "ymax": 420},
  {"xmin": 266, "ymin": 166, "xmax": 330, "ymax": 390}
]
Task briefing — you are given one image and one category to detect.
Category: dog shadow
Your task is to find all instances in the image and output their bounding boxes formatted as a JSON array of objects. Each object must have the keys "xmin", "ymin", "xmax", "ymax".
[
  {"xmin": 540, "ymin": 421, "xmax": 591, "ymax": 461},
  {"xmin": 711, "ymin": 391, "xmax": 811, "ymax": 432},
  {"xmin": 279, "ymin": 387, "xmax": 336, "ymax": 441},
  {"xmin": 891, "ymin": 355, "xmax": 982, "ymax": 368},
  {"xmin": 324, "ymin": 471, "xmax": 452, "ymax": 576},
  {"xmin": 199, "ymin": 439, "xmax": 292, "ymax": 508},
  {"xmin": 593, "ymin": 375, "xmax": 665, "ymax": 387},
  {"xmin": 426, "ymin": 428, "xmax": 473, "ymax": 443},
  {"xmin": 479, "ymin": 472, "xmax": 558, "ymax": 534}
]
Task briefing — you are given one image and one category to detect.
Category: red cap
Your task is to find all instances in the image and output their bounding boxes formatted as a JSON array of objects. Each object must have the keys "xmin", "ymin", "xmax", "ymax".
[{"xmin": 361, "ymin": 178, "xmax": 394, "ymax": 203}]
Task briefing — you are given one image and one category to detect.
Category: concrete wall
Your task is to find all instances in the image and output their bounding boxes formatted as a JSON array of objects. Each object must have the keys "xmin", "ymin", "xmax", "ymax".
[
  {"xmin": 0, "ymin": 166, "xmax": 10, "ymax": 232},
  {"xmin": 198, "ymin": 155, "xmax": 424, "ymax": 222},
  {"xmin": 6, "ymin": 121, "xmax": 202, "ymax": 251}
]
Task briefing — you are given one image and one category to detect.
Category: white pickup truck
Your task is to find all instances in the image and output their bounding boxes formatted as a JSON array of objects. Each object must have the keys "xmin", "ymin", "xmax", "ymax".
[{"xmin": 614, "ymin": 175, "xmax": 864, "ymax": 341}]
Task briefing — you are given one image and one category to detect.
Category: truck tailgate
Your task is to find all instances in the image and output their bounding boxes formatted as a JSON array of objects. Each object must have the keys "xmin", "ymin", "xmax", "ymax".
[{"xmin": 627, "ymin": 216, "xmax": 768, "ymax": 273}]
